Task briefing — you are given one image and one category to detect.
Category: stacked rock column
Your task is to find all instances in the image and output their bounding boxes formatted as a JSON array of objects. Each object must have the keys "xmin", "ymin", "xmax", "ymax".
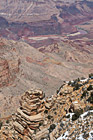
[{"xmin": 13, "ymin": 89, "xmax": 45, "ymax": 137}]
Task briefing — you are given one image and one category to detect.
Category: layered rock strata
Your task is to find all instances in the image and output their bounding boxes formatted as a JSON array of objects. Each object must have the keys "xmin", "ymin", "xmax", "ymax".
[
  {"xmin": 0, "ymin": 57, "xmax": 20, "ymax": 88},
  {"xmin": 13, "ymin": 89, "xmax": 46, "ymax": 137},
  {"xmin": 0, "ymin": 78, "xmax": 93, "ymax": 140}
]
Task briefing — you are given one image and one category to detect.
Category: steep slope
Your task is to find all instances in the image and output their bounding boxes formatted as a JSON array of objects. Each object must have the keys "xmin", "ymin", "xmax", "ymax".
[{"xmin": 0, "ymin": 37, "xmax": 93, "ymax": 117}]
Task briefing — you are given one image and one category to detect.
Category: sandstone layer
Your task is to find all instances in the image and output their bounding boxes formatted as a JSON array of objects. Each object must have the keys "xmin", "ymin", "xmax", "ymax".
[{"xmin": 0, "ymin": 77, "xmax": 93, "ymax": 139}]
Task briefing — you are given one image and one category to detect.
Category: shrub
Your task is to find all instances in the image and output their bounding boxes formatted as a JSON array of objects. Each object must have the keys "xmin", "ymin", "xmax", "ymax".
[
  {"xmin": 54, "ymin": 112, "xmax": 57, "ymax": 115},
  {"xmin": 89, "ymin": 106, "xmax": 93, "ymax": 110},
  {"xmin": 89, "ymin": 73, "xmax": 93, "ymax": 78},
  {"xmin": 87, "ymin": 92, "xmax": 93, "ymax": 104},
  {"xmin": 66, "ymin": 114, "xmax": 70, "ymax": 118},
  {"xmin": 72, "ymin": 113, "xmax": 79, "ymax": 121},
  {"xmin": 83, "ymin": 133, "xmax": 89, "ymax": 139},
  {"xmin": 44, "ymin": 110, "xmax": 48, "ymax": 114},
  {"xmin": 68, "ymin": 81, "xmax": 71, "ymax": 85},
  {"xmin": 84, "ymin": 106, "xmax": 90, "ymax": 111},
  {"xmin": 47, "ymin": 115, "xmax": 53, "ymax": 120},
  {"xmin": 87, "ymin": 85, "xmax": 93, "ymax": 91},
  {"xmin": 57, "ymin": 89, "xmax": 59, "ymax": 94},
  {"xmin": 60, "ymin": 122, "xmax": 64, "ymax": 128},
  {"xmin": 49, "ymin": 124, "xmax": 56, "ymax": 133},
  {"xmin": 81, "ymin": 90, "xmax": 88, "ymax": 99},
  {"xmin": 0, "ymin": 121, "xmax": 3, "ymax": 129},
  {"xmin": 77, "ymin": 78, "xmax": 80, "ymax": 82},
  {"xmin": 53, "ymin": 108, "xmax": 56, "ymax": 111},
  {"xmin": 73, "ymin": 83, "xmax": 80, "ymax": 91},
  {"xmin": 72, "ymin": 109, "xmax": 83, "ymax": 121},
  {"xmin": 6, "ymin": 120, "xmax": 9, "ymax": 124}
]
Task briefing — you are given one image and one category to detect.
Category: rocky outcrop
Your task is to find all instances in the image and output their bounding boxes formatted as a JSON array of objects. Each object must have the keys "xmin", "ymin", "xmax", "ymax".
[
  {"xmin": 0, "ymin": 57, "xmax": 20, "ymax": 88},
  {"xmin": 13, "ymin": 89, "xmax": 45, "ymax": 136},
  {"xmin": 0, "ymin": 77, "xmax": 93, "ymax": 139},
  {"xmin": 13, "ymin": 89, "xmax": 56, "ymax": 139}
]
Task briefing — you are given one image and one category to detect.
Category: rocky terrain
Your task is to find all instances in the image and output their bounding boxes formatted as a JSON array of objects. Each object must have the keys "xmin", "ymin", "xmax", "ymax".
[
  {"xmin": 0, "ymin": 36, "xmax": 93, "ymax": 117},
  {"xmin": 0, "ymin": 0, "xmax": 93, "ymax": 130},
  {"xmin": 0, "ymin": 75, "xmax": 93, "ymax": 139},
  {"xmin": 0, "ymin": 0, "xmax": 93, "ymax": 40},
  {"xmin": 0, "ymin": 0, "xmax": 92, "ymax": 139}
]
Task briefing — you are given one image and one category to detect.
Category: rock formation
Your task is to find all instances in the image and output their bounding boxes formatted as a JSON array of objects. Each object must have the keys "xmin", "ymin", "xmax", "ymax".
[
  {"xmin": 12, "ymin": 78, "xmax": 93, "ymax": 140},
  {"xmin": 0, "ymin": 77, "xmax": 93, "ymax": 139},
  {"xmin": 13, "ymin": 89, "xmax": 46, "ymax": 138},
  {"xmin": 0, "ymin": 56, "xmax": 20, "ymax": 88}
]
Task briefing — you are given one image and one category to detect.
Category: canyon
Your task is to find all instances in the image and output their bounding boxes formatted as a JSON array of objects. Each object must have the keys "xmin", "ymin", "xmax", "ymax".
[
  {"xmin": 0, "ymin": 0, "xmax": 93, "ymax": 139},
  {"xmin": 0, "ymin": 35, "xmax": 93, "ymax": 117},
  {"xmin": 0, "ymin": 0, "xmax": 92, "ymax": 123},
  {"xmin": 0, "ymin": 0, "xmax": 93, "ymax": 41}
]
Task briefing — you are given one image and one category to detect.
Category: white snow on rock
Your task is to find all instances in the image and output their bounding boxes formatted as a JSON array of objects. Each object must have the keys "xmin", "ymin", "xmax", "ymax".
[
  {"xmin": 76, "ymin": 133, "xmax": 86, "ymax": 140},
  {"xmin": 80, "ymin": 110, "xmax": 93, "ymax": 119},
  {"xmin": 66, "ymin": 113, "xmax": 75, "ymax": 119},
  {"xmin": 80, "ymin": 78, "xmax": 88, "ymax": 82},
  {"xmin": 73, "ymin": 101, "xmax": 78, "ymax": 104},
  {"xmin": 88, "ymin": 130, "xmax": 93, "ymax": 140},
  {"xmin": 57, "ymin": 131, "xmax": 69, "ymax": 140},
  {"xmin": 57, "ymin": 110, "xmax": 93, "ymax": 140}
]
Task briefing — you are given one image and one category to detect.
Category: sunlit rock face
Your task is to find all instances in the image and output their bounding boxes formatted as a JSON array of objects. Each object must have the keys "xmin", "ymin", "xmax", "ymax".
[
  {"xmin": 14, "ymin": 89, "xmax": 45, "ymax": 134},
  {"xmin": 0, "ymin": 78, "xmax": 93, "ymax": 139}
]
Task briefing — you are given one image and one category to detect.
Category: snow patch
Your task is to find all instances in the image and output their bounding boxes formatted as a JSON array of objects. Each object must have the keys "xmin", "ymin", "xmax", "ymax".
[
  {"xmin": 80, "ymin": 78, "xmax": 88, "ymax": 82},
  {"xmin": 57, "ymin": 131, "xmax": 69, "ymax": 140},
  {"xmin": 73, "ymin": 101, "xmax": 78, "ymax": 104},
  {"xmin": 66, "ymin": 113, "xmax": 75, "ymax": 119},
  {"xmin": 80, "ymin": 110, "xmax": 93, "ymax": 119},
  {"xmin": 88, "ymin": 130, "xmax": 93, "ymax": 140},
  {"xmin": 76, "ymin": 133, "xmax": 86, "ymax": 140}
]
